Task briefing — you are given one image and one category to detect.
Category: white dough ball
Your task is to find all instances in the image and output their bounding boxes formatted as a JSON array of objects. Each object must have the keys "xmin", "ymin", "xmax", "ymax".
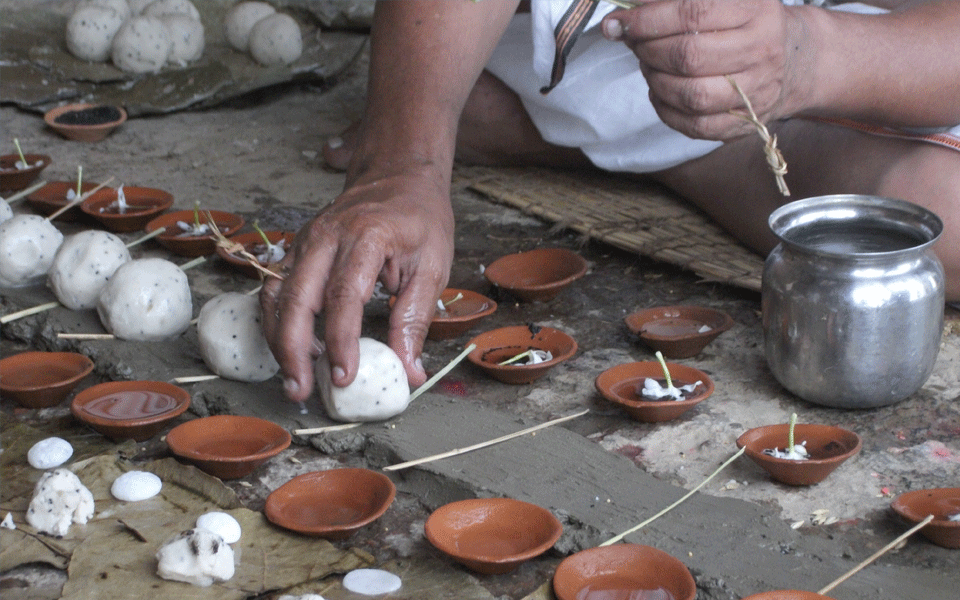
[
  {"xmin": 111, "ymin": 471, "xmax": 162, "ymax": 501},
  {"xmin": 197, "ymin": 292, "xmax": 279, "ymax": 382},
  {"xmin": 343, "ymin": 569, "xmax": 402, "ymax": 595},
  {"xmin": 196, "ymin": 511, "xmax": 241, "ymax": 544},
  {"xmin": 0, "ymin": 214, "xmax": 64, "ymax": 288},
  {"xmin": 316, "ymin": 337, "xmax": 410, "ymax": 422},
  {"xmin": 160, "ymin": 13, "xmax": 204, "ymax": 64},
  {"xmin": 26, "ymin": 468, "xmax": 95, "ymax": 537},
  {"xmin": 27, "ymin": 437, "xmax": 74, "ymax": 470},
  {"xmin": 0, "ymin": 199, "xmax": 12, "ymax": 224},
  {"xmin": 77, "ymin": 0, "xmax": 131, "ymax": 22},
  {"xmin": 66, "ymin": 5, "xmax": 126, "ymax": 62},
  {"xmin": 111, "ymin": 15, "xmax": 171, "ymax": 73},
  {"xmin": 248, "ymin": 12, "xmax": 302, "ymax": 66},
  {"xmin": 143, "ymin": 0, "xmax": 199, "ymax": 21},
  {"xmin": 128, "ymin": 0, "xmax": 153, "ymax": 14},
  {"xmin": 49, "ymin": 230, "xmax": 131, "ymax": 310},
  {"xmin": 156, "ymin": 528, "xmax": 235, "ymax": 587},
  {"xmin": 224, "ymin": 1, "xmax": 276, "ymax": 52},
  {"xmin": 97, "ymin": 257, "xmax": 192, "ymax": 341}
]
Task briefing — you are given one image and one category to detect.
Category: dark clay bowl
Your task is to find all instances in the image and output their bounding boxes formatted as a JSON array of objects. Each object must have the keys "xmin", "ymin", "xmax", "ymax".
[
  {"xmin": 625, "ymin": 305, "xmax": 734, "ymax": 359},
  {"xmin": 424, "ymin": 497, "xmax": 563, "ymax": 575},
  {"xmin": 71, "ymin": 380, "xmax": 191, "ymax": 442},
  {"xmin": 484, "ymin": 247, "xmax": 587, "ymax": 302},
  {"xmin": 467, "ymin": 325, "xmax": 578, "ymax": 384},
  {"xmin": 595, "ymin": 361, "xmax": 714, "ymax": 423},
  {"xmin": 80, "ymin": 186, "xmax": 174, "ymax": 232},
  {"xmin": 0, "ymin": 351, "xmax": 94, "ymax": 409},
  {"xmin": 44, "ymin": 103, "xmax": 127, "ymax": 142},
  {"xmin": 165, "ymin": 415, "xmax": 291, "ymax": 480},
  {"xmin": 736, "ymin": 423, "xmax": 862, "ymax": 486},
  {"xmin": 890, "ymin": 488, "xmax": 960, "ymax": 549},
  {"xmin": 215, "ymin": 230, "xmax": 295, "ymax": 279},
  {"xmin": 145, "ymin": 209, "xmax": 244, "ymax": 257},
  {"xmin": 264, "ymin": 468, "xmax": 396, "ymax": 539},
  {"xmin": 27, "ymin": 181, "xmax": 102, "ymax": 221},
  {"xmin": 741, "ymin": 593, "xmax": 836, "ymax": 600},
  {"xmin": 553, "ymin": 544, "xmax": 697, "ymax": 600},
  {"xmin": 0, "ymin": 154, "xmax": 50, "ymax": 192}
]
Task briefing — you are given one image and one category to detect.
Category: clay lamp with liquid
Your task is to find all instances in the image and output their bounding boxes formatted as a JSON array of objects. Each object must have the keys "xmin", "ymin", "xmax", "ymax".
[
  {"xmin": 80, "ymin": 185, "xmax": 174, "ymax": 232},
  {"xmin": 0, "ymin": 142, "xmax": 50, "ymax": 193},
  {"xmin": 424, "ymin": 497, "xmax": 563, "ymax": 575},
  {"xmin": 27, "ymin": 180, "xmax": 101, "ymax": 221},
  {"xmin": 70, "ymin": 380, "xmax": 191, "ymax": 442},
  {"xmin": 389, "ymin": 288, "xmax": 498, "ymax": 341},
  {"xmin": 264, "ymin": 468, "xmax": 396, "ymax": 540},
  {"xmin": 741, "ymin": 593, "xmax": 836, "ymax": 600},
  {"xmin": 0, "ymin": 351, "xmax": 94, "ymax": 409},
  {"xmin": 145, "ymin": 206, "xmax": 244, "ymax": 257},
  {"xmin": 216, "ymin": 229, "xmax": 294, "ymax": 279},
  {"xmin": 625, "ymin": 305, "xmax": 734, "ymax": 359},
  {"xmin": 165, "ymin": 415, "xmax": 290, "ymax": 480},
  {"xmin": 890, "ymin": 487, "xmax": 960, "ymax": 549},
  {"xmin": 595, "ymin": 354, "xmax": 714, "ymax": 423},
  {"xmin": 44, "ymin": 103, "xmax": 127, "ymax": 143},
  {"xmin": 484, "ymin": 247, "xmax": 588, "ymax": 302},
  {"xmin": 467, "ymin": 324, "xmax": 577, "ymax": 384},
  {"xmin": 736, "ymin": 418, "xmax": 862, "ymax": 486},
  {"xmin": 552, "ymin": 544, "xmax": 697, "ymax": 600}
]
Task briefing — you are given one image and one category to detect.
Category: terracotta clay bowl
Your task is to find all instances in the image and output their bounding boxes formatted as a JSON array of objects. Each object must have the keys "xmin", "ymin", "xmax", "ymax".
[
  {"xmin": 44, "ymin": 103, "xmax": 127, "ymax": 142},
  {"xmin": 424, "ymin": 497, "xmax": 563, "ymax": 575},
  {"xmin": 625, "ymin": 305, "xmax": 734, "ymax": 359},
  {"xmin": 80, "ymin": 186, "xmax": 174, "ymax": 232},
  {"xmin": 264, "ymin": 468, "xmax": 396, "ymax": 539},
  {"xmin": 27, "ymin": 181, "xmax": 102, "ymax": 221},
  {"xmin": 165, "ymin": 415, "xmax": 291, "ymax": 480},
  {"xmin": 390, "ymin": 288, "xmax": 497, "ymax": 341},
  {"xmin": 595, "ymin": 361, "xmax": 715, "ymax": 423},
  {"xmin": 0, "ymin": 351, "xmax": 94, "ymax": 409},
  {"xmin": 891, "ymin": 487, "xmax": 960, "ymax": 549},
  {"xmin": 484, "ymin": 247, "xmax": 588, "ymax": 302},
  {"xmin": 553, "ymin": 544, "xmax": 697, "ymax": 600},
  {"xmin": 215, "ymin": 230, "xmax": 295, "ymax": 279},
  {"xmin": 0, "ymin": 153, "xmax": 50, "ymax": 192},
  {"xmin": 467, "ymin": 325, "xmax": 578, "ymax": 384},
  {"xmin": 71, "ymin": 380, "xmax": 191, "ymax": 442},
  {"xmin": 736, "ymin": 423, "xmax": 862, "ymax": 486},
  {"xmin": 145, "ymin": 209, "xmax": 245, "ymax": 257},
  {"xmin": 741, "ymin": 592, "xmax": 836, "ymax": 600}
]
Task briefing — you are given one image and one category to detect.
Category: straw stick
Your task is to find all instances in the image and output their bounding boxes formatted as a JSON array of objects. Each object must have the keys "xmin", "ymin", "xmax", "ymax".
[
  {"xmin": 179, "ymin": 256, "xmax": 206, "ymax": 271},
  {"xmin": 817, "ymin": 514, "xmax": 935, "ymax": 595},
  {"xmin": 384, "ymin": 408, "xmax": 590, "ymax": 472},
  {"xmin": 294, "ymin": 422, "xmax": 364, "ymax": 435},
  {"xmin": 125, "ymin": 227, "xmax": 165, "ymax": 248},
  {"xmin": 46, "ymin": 176, "xmax": 114, "ymax": 221},
  {"xmin": 409, "ymin": 343, "xmax": 476, "ymax": 402},
  {"xmin": 0, "ymin": 301, "xmax": 60, "ymax": 324},
  {"xmin": 172, "ymin": 374, "xmax": 220, "ymax": 384},
  {"xmin": 57, "ymin": 333, "xmax": 115, "ymax": 340},
  {"xmin": 600, "ymin": 446, "xmax": 746, "ymax": 546},
  {"xmin": 726, "ymin": 76, "xmax": 790, "ymax": 196},
  {"xmin": 2, "ymin": 180, "xmax": 47, "ymax": 204}
]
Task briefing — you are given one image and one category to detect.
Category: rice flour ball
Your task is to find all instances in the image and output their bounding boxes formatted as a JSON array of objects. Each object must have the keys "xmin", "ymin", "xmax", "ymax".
[
  {"xmin": 143, "ymin": 0, "xmax": 200, "ymax": 21},
  {"xmin": 48, "ymin": 230, "xmax": 131, "ymax": 310},
  {"xmin": 160, "ymin": 13, "xmax": 204, "ymax": 64},
  {"xmin": 156, "ymin": 528, "xmax": 235, "ymax": 587},
  {"xmin": 77, "ymin": 0, "xmax": 132, "ymax": 22},
  {"xmin": 316, "ymin": 337, "xmax": 410, "ymax": 422},
  {"xmin": 248, "ymin": 12, "xmax": 302, "ymax": 66},
  {"xmin": 66, "ymin": 5, "xmax": 126, "ymax": 63},
  {"xmin": 224, "ymin": 1, "xmax": 276, "ymax": 52},
  {"xmin": 197, "ymin": 292, "xmax": 279, "ymax": 382},
  {"xmin": 128, "ymin": 0, "xmax": 153, "ymax": 14},
  {"xmin": 0, "ymin": 214, "xmax": 64, "ymax": 288},
  {"xmin": 111, "ymin": 15, "xmax": 171, "ymax": 73},
  {"xmin": 0, "ymin": 198, "xmax": 12, "ymax": 224},
  {"xmin": 97, "ymin": 257, "xmax": 192, "ymax": 341}
]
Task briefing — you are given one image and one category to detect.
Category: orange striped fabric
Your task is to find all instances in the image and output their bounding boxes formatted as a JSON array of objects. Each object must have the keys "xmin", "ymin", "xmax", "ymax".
[
  {"xmin": 814, "ymin": 117, "xmax": 960, "ymax": 153},
  {"xmin": 540, "ymin": 0, "xmax": 601, "ymax": 94}
]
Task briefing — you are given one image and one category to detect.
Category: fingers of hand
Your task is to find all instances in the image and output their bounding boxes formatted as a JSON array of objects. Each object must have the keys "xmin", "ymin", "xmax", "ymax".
[{"xmin": 387, "ymin": 269, "xmax": 449, "ymax": 388}]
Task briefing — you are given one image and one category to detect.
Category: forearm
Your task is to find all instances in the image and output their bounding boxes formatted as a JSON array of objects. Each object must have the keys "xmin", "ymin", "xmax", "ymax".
[{"xmin": 797, "ymin": 0, "xmax": 960, "ymax": 127}]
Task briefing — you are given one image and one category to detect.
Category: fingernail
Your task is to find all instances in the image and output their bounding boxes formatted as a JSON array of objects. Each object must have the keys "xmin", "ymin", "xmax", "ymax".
[
  {"xmin": 332, "ymin": 365, "xmax": 346, "ymax": 382},
  {"xmin": 284, "ymin": 378, "xmax": 300, "ymax": 396},
  {"xmin": 326, "ymin": 136, "xmax": 344, "ymax": 149},
  {"xmin": 602, "ymin": 18, "xmax": 624, "ymax": 40}
]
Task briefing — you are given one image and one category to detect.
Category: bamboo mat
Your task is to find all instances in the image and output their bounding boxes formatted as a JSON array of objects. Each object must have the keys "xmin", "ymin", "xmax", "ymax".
[{"xmin": 456, "ymin": 165, "xmax": 764, "ymax": 292}]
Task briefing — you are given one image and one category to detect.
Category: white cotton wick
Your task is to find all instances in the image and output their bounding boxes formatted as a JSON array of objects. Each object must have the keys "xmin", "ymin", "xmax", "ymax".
[
  {"xmin": 762, "ymin": 441, "xmax": 809, "ymax": 461},
  {"xmin": 640, "ymin": 378, "xmax": 702, "ymax": 401},
  {"xmin": 343, "ymin": 569, "xmax": 402, "ymax": 595},
  {"xmin": 948, "ymin": 513, "xmax": 960, "ymax": 522},
  {"xmin": 27, "ymin": 437, "xmax": 74, "ymax": 469},
  {"xmin": 697, "ymin": 324, "xmax": 712, "ymax": 333}
]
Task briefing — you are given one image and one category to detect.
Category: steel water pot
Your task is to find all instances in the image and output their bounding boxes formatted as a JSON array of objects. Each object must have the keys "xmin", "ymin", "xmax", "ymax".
[{"xmin": 762, "ymin": 195, "xmax": 944, "ymax": 408}]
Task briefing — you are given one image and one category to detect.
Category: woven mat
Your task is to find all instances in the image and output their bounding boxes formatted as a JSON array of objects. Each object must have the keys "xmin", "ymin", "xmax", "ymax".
[{"xmin": 457, "ymin": 166, "xmax": 764, "ymax": 292}]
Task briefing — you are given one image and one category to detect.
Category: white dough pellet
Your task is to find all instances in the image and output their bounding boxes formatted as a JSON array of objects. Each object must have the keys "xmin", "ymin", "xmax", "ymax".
[
  {"xmin": 0, "ymin": 198, "xmax": 12, "ymax": 224},
  {"xmin": 156, "ymin": 528, "xmax": 235, "ymax": 587},
  {"xmin": 1, "ymin": 513, "xmax": 15, "ymax": 530},
  {"xmin": 316, "ymin": 337, "xmax": 410, "ymax": 422},
  {"xmin": 77, "ymin": 0, "xmax": 132, "ymax": 22},
  {"xmin": 197, "ymin": 292, "xmax": 279, "ymax": 382},
  {"xmin": 224, "ymin": 1, "xmax": 276, "ymax": 52},
  {"xmin": 48, "ymin": 230, "xmax": 131, "ymax": 310},
  {"xmin": 248, "ymin": 12, "xmax": 302, "ymax": 66},
  {"xmin": 27, "ymin": 437, "xmax": 74, "ymax": 470},
  {"xmin": 196, "ymin": 511, "xmax": 241, "ymax": 544},
  {"xmin": 111, "ymin": 471, "xmax": 162, "ymax": 501},
  {"xmin": 111, "ymin": 15, "xmax": 171, "ymax": 73},
  {"xmin": 66, "ymin": 5, "xmax": 126, "ymax": 62},
  {"xmin": 97, "ymin": 257, "xmax": 193, "ymax": 341},
  {"xmin": 143, "ymin": 0, "xmax": 200, "ymax": 21},
  {"xmin": 160, "ymin": 13, "xmax": 204, "ymax": 64},
  {"xmin": 342, "ymin": 569, "xmax": 402, "ymax": 596},
  {"xmin": 0, "ymin": 214, "xmax": 64, "ymax": 288},
  {"xmin": 278, "ymin": 595, "xmax": 326, "ymax": 600},
  {"xmin": 26, "ymin": 468, "xmax": 95, "ymax": 537}
]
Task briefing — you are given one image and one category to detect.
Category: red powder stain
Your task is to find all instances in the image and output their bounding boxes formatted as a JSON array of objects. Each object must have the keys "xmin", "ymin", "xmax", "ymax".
[
  {"xmin": 896, "ymin": 431, "xmax": 907, "ymax": 441},
  {"xmin": 614, "ymin": 444, "xmax": 644, "ymax": 462},
  {"xmin": 436, "ymin": 378, "xmax": 469, "ymax": 397}
]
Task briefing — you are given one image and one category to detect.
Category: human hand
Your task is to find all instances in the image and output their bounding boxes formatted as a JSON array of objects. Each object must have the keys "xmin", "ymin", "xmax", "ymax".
[
  {"xmin": 260, "ymin": 165, "xmax": 454, "ymax": 403},
  {"xmin": 601, "ymin": 0, "xmax": 808, "ymax": 140}
]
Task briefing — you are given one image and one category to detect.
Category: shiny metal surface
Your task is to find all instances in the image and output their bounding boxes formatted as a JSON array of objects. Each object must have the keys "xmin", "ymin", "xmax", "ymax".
[{"xmin": 762, "ymin": 195, "xmax": 945, "ymax": 408}]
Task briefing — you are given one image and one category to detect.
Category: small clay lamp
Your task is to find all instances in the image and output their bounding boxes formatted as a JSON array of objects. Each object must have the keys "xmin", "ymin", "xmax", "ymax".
[
  {"xmin": 215, "ymin": 230, "xmax": 295, "ymax": 279},
  {"xmin": 145, "ymin": 209, "xmax": 244, "ymax": 257},
  {"xmin": 264, "ymin": 468, "xmax": 396, "ymax": 539},
  {"xmin": 389, "ymin": 288, "xmax": 497, "ymax": 341},
  {"xmin": 552, "ymin": 544, "xmax": 697, "ymax": 600},
  {"xmin": 80, "ymin": 186, "xmax": 174, "ymax": 232},
  {"xmin": 0, "ymin": 351, "xmax": 94, "ymax": 409},
  {"xmin": 27, "ymin": 180, "xmax": 102, "ymax": 221},
  {"xmin": 736, "ymin": 422, "xmax": 862, "ymax": 486},
  {"xmin": 71, "ymin": 380, "xmax": 191, "ymax": 442},
  {"xmin": 891, "ymin": 488, "xmax": 960, "ymax": 549},
  {"xmin": 0, "ymin": 153, "xmax": 50, "ymax": 192},
  {"xmin": 595, "ymin": 360, "xmax": 714, "ymax": 423},
  {"xmin": 484, "ymin": 247, "xmax": 587, "ymax": 302},
  {"xmin": 625, "ymin": 305, "xmax": 734, "ymax": 359},
  {"xmin": 741, "ymin": 592, "xmax": 836, "ymax": 600},
  {"xmin": 165, "ymin": 415, "xmax": 291, "ymax": 480},
  {"xmin": 44, "ymin": 103, "xmax": 127, "ymax": 143},
  {"xmin": 424, "ymin": 497, "xmax": 563, "ymax": 575},
  {"xmin": 467, "ymin": 324, "xmax": 578, "ymax": 384}
]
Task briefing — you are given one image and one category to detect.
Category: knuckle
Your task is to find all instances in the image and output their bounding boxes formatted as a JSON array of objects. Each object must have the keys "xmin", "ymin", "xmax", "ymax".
[
  {"xmin": 677, "ymin": 0, "xmax": 711, "ymax": 31},
  {"xmin": 677, "ymin": 80, "xmax": 713, "ymax": 113},
  {"xmin": 668, "ymin": 35, "xmax": 707, "ymax": 77}
]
